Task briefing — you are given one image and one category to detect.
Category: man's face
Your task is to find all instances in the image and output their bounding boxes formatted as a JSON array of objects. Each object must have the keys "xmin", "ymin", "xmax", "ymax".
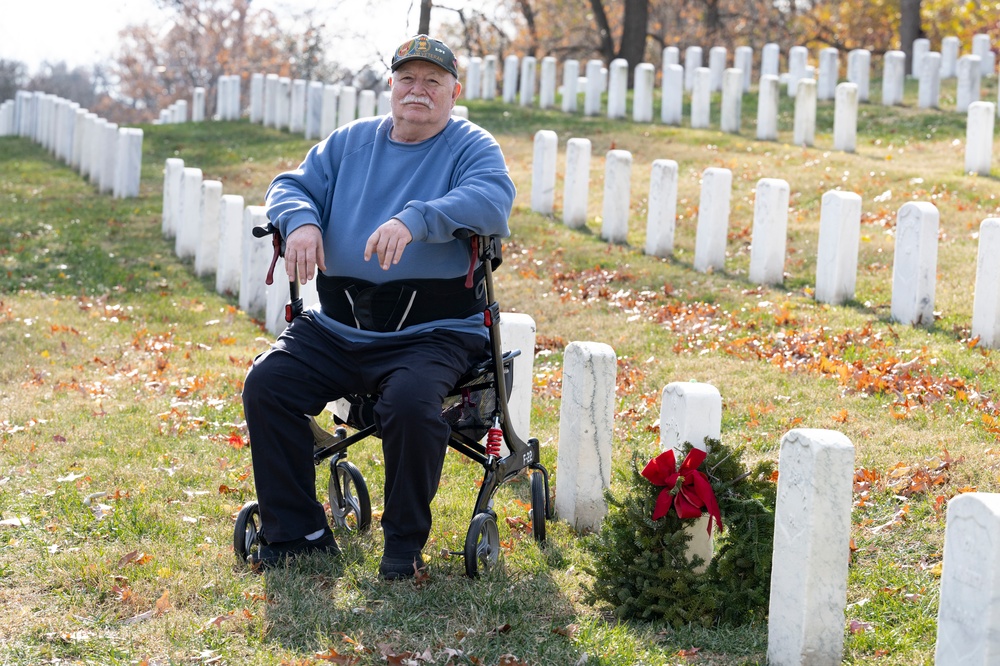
[{"xmin": 389, "ymin": 60, "xmax": 461, "ymax": 140}]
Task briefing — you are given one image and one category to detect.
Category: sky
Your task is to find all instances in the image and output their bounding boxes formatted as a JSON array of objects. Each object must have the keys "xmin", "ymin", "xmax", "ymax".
[{"xmin": 0, "ymin": 0, "xmax": 451, "ymax": 75}]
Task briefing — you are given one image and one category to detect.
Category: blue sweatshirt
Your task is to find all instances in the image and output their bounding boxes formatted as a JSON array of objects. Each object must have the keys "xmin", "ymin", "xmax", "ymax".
[{"xmin": 265, "ymin": 114, "xmax": 516, "ymax": 340}]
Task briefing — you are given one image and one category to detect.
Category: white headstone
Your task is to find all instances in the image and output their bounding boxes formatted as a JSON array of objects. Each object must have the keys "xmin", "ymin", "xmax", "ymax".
[
  {"xmin": 321, "ymin": 84, "xmax": 339, "ymax": 137},
  {"xmin": 788, "ymin": 45, "xmax": 809, "ymax": 97},
  {"xmin": 919, "ymin": 52, "xmax": 942, "ymax": 109},
  {"xmin": 289, "ymin": 79, "xmax": 306, "ymax": 133},
  {"xmin": 749, "ymin": 178, "xmax": 790, "ymax": 285},
  {"xmin": 847, "ymin": 49, "xmax": 871, "ymax": 102},
  {"xmin": 176, "ymin": 167, "xmax": 203, "ymax": 260},
  {"xmin": 275, "ymin": 77, "xmax": 291, "ymax": 130},
  {"xmin": 519, "ymin": 56, "xmax": 536, "ymax": 107},
  {"xmin": 192, "ymin": 87, "xmax": 206, "ymax": 122},
  {"xmin": 607, "ymin": 58, "xmax": 629, "ymax": 119},
  {"xmin": 767, "ymin": 429, "xmax": 854, "ymax": 666},
  {"xmin": 912, "ymin": 38, "xmax": 930, "ymax": 78},
  {"xmin": 263, "ymin": 74, "xmax": 279, "ymax": 127},
  {"xmin": 554, "ymin": 341, "xmax": 616, "ymax": 532},
  {"xmin": 601, "ymin": 150, "xmax": 632, "ymax": 244},
  {"xmin": 632, "ymin": 63, "xmax": 655, "ymax": 123},
  {"xmin": 660, "ymin": 382, "xmax": 721, "ymax": 456},
  {"xmin": 757, "ymin": 75, "xmax": 780, "ymax": 141},
  {"xmin": 833, "ymin": 82, "xmax": 858, "ymax": 152},
  {"xmin": 645, "ymin": 159, "xmax": 678, "ymax": 257},
  {"xmin": 761, "ymin": 43, "xmax": 780, "ymax": 80},
  {"xmin": 957, "ymin": 55, "xmax": 983, "ymax": 113},
  {"xmin": 502, "ymin": 55, "xmax": 519, "ymax": 104},
  {"xmin": 499, "ymin": 313, "xmax": 536, "ymax": 444},
  {"xmin": 531, "ymin": 130, "xmax": 558, "ymax": 215},
  {"xmin": 973, "ymin": 33, "xmax": 994, "ymax": 77},
  {"xmin": 941, "ymin": 36, "xmax": 960, "ymax": 78},
  {"xmin": 250, "ymin": 73, "xmax": 264, "ymax": 123},
  {"xmin": 817, "ymin": 48, "xmax": 839, "ymax": 100},
  {"xmin": 240, "ymin": 205, "xmax": 271, "ymax": 316},
  {"xmin": 192, "ymin": 180, "xmax": 222, "ymax": 281},
  {"xmin": 357, "ymin": 90, "xmax": 376, "ymax": 118},
  {"xmin": 482, "ymin": 55, "xmax": 498, "ymax": 100},
  {"xmin": 661, "ymin": 64, "xmax": 684, "ymax": 125},
  {"xmin": 708, "ymin": 46, "xmax": 727, "ymax": 91},
  {"xmin": 972, "ymin": 219, "xmax": 1000, "ymax": 349},
  {"xmin": 793, "ymin": 78, "xmax": 817, "ymax": 147},
  {"xmin": 216, "ymin": 195, "xmax": 245, "ymax": 296},
  {"xmin": 466, "ymin": 56, "xmax": 482, "ymax": 100},
  {"xmin": 563, "ymin": 138, "xmax": 591, "ymax": 229},
  {"xmin": 882, "ymin": 51, "xmax": 906, "ymax": 106},
  {"xmin": 305, "ymin": 81, "xmax": 324, "ymax": 140},
  {"xmin": 584, "ymin": 59, "xmax": 605, "ymax": 116},
  {"xmin": 735, "ymin": 45, "xmax": 753, "ymax": 92},
  {"xmin": 663, "ymin": 46, "xmax": 679, "ymax": 68},
  {"xmin": 98, "ymin": 121, "xmax": 119, "ymax": 194},
  {"xmin": 693, "ymin": 167, "xmax": 732, "ymax": 273},
  {"xmin": 684, "ymin": 46, "xmax": 703, "ymax": 92},
  {"xmin": 539, "ymin": 56, "xmax": 557, "ymax": 109},
  {"xmin": 113, "ymin": 127, "xmax": 143, "ymax": 199},
  {"xmin": 720, "ymin": 68, "xmax": 743, "ymax": 133},
  {"xmin": 890, "ymin": 201, "xmax": 939, "ymax": 326},
  {"xmin": 815, "ymin": 190, "xmax": 862, "ymax": 305},
  {"xmin": 691, "ymin": 67, "xmax": 712, "ymax": 129},
  {"xmin": 162, "ymin": 158, "xmax": 184, "ymax": 238},
  {"xmin": 562, "ymin": 59, "xmax": 580, "ymax": 113},
  {"xmin": 337, "ymin": 86, "xmax": 356, "ymax": 127},
  {"xmin": 966, "ymin": 101, "xmax": 995, "ymax": 175},
  {"xmin": 934, "ymin": 493, "xmax": 1000, "ymax": 665}
]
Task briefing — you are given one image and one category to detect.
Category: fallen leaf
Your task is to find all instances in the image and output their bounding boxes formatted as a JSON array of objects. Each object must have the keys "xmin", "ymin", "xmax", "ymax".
[
  {"xmin": 849, "ymin": 619, "xmax": 873, "ymax": 634},
  {"xmin": 0, "ymin": 516, "xmax": 30, "ymax": 528},
  {"xmin": 154, "ymin": 590, "xmax": 171, "ymax": 616}
]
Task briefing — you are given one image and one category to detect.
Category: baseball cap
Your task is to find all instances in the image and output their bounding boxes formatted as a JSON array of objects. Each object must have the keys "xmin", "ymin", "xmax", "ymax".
[{"xmin": 391, "ymin": 35, "xmax": 459, "ymax": 78}]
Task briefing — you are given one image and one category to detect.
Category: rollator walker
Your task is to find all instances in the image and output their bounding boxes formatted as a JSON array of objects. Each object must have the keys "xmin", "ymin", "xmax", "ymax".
[{"xmin": 234, "ymin": 225, "xmax": 553, "ymax": 576}]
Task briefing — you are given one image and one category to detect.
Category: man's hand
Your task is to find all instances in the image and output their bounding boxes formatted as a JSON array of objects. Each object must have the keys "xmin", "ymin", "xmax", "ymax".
[
  {"xmin": 284, "ymin": 224, "xmax": 326, "ymax": 284},
  {"xmin": 365, "ymin": 218, "xmax": 413, "ymax": 270}
]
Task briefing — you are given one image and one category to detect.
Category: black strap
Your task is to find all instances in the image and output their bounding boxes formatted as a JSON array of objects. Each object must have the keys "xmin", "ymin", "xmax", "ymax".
[{"xmin": 316, "ymin": 266, "xmax": 486, "ymax": 332}]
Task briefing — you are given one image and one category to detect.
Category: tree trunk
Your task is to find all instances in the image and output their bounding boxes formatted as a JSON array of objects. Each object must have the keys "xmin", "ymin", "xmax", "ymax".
[
  {"xmin": 589, "ymin": 0, "xmax": 616, "ymax": 63},
  {"xmin": 419, "ymin": 0, "xmax": 432, "ymax": 35},
  {"xmin": 899, "ymin": 0, "xmax": 922, "ymax": 75},
  {"xmin": 516, "ymin": 0, "xmax": 539, "ymax": 58},
  {"xmin": 617, "ymin": 0, "xmax": 650, "ymax": 78}
]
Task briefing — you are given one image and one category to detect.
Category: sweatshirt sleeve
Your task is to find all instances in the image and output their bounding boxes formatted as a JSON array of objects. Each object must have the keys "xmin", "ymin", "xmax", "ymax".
[
  {"xmin": 393, "ymin": 122, "xmax": 515, "ymax": 243},
  {"xmin": 264, "ymin": 136, "xmax": 337, "ymax": 238}
]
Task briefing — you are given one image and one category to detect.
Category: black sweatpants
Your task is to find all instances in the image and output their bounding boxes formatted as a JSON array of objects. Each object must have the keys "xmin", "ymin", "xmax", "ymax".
[{"xmin": 241, "ymin": 311, "xmax": 488, "ymax": 560}]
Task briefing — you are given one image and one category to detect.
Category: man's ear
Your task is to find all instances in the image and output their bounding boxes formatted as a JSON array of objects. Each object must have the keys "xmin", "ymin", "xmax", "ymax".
[{"xmin": 452, "ymin": 80, "xmax": 462, "ymax": 103}]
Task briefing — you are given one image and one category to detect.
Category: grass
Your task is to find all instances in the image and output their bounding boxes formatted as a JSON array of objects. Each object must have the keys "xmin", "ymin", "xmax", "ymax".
[{"xmin": 2, "ymin": 73, "xmax": 1000, "ymax": 664}]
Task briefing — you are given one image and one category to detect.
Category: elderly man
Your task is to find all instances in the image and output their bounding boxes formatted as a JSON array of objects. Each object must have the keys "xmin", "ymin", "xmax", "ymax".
[{"xmin": 241, "ymin": 35, "xmax": 515, "ymax": 579}]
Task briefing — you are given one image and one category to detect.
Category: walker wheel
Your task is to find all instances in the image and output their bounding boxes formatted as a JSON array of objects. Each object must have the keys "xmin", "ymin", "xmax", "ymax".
[
  {"xmin": 530, "ymin": 470, "xmax": 547, "ymax": 544},
  {"xmin": 464, "ymin": 511, "xmax": 500, "ymax": 577},
  {"xmin": 233, "ymin": 501, "xmax": 261, "ymax": 564},
  {"xmin": 328, "ymin": 460, "xmax": 372, "ymax": 532}
]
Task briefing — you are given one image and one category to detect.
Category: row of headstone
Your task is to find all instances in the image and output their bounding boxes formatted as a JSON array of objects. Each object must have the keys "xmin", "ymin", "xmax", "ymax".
[
  {"xmin": 156, "ymin": 74, "xmax": 243, "ymax": 124},
  {"xmin": 247, "ymin": 72, "xmax": 388, "ymax": 139},
  {"xmin": 0, "ymin": 90, "xmax": 143, "ymax": 198},
  {"xmin": 482, "ymin": 37, "xmax": 998, "ymax": 135},
  {"xmin": 531, "ymin": 132, "xmax": 1000, "ymax": 348}
]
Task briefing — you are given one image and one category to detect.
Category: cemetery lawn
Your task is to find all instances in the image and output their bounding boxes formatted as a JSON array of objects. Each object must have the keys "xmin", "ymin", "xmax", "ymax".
[{"xmin": 2, "ymin": 78, "xmax": 999, "ymax": 665}]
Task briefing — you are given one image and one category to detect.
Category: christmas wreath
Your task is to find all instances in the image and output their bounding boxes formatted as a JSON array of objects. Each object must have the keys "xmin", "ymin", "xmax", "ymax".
[{"xmin": 583, "ymin": 439, "xmax": 777, "ymax": 627}]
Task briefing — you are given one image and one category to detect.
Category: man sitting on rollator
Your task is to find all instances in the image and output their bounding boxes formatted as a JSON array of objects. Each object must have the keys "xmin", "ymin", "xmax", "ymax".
[{"xmin": 241, "ymin": 35, "xmax": 516, "ymax": 579}]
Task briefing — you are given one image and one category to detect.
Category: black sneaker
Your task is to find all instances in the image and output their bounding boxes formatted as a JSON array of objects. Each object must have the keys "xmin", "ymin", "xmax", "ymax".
[
  {"xmin": 248, "ymin": 528, "xmax": 340, "ymax": 570},
  {"xmin": 379, "ymin": 554, "xmax": 427, "ymax": 580}
]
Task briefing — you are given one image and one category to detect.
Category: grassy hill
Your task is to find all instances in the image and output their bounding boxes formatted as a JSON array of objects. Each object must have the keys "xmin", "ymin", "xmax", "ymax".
[{"xmin": 2, "ymin": 78, "xmax": 1000, "ymax": 664}]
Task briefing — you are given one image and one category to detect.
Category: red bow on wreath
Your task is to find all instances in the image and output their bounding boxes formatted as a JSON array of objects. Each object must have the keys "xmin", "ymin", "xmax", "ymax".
[{"xmin": 641, "ymin": 448, "xmax": 723, "ymax": 536}]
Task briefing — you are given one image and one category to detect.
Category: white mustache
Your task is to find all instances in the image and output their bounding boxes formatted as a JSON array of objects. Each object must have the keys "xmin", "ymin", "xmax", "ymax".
[{"xmin": 401, "ymin": 94, "xmax": 434, "ymax": 108}]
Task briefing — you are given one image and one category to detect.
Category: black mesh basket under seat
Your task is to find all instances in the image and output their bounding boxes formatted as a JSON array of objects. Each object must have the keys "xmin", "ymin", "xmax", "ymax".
[{"xmin": 334, "ymin": 354, "xmax": 515, "ymax": 441}]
